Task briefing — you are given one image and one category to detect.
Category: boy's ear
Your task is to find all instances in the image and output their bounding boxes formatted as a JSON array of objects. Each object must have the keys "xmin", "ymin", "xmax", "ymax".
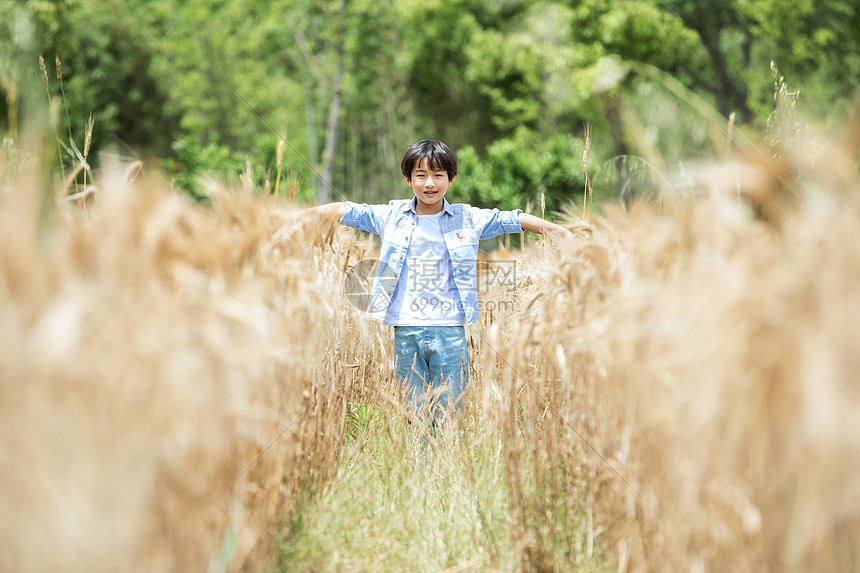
[{"xmin": 405, "ymin": 175, "xmax": 412, "ymax": 185}]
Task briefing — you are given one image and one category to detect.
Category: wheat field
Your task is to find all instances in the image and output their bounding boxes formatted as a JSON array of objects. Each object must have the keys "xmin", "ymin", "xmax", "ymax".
[{"xmin": 1, "ymin": 116, "xmax": 859, "ymax": 571}]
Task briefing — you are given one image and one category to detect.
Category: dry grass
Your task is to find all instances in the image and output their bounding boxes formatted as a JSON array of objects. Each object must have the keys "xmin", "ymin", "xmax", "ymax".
[
  {"xmin": 470, "ymin": 118, "xmax": 860, "ymax": 571},
  {"xmin": 0, "ymin": 157, "xmax": 371, "ymax": 571},
  {"xmin": 2, "ymin": 113, "xmax": 860, "ymax": 572}
]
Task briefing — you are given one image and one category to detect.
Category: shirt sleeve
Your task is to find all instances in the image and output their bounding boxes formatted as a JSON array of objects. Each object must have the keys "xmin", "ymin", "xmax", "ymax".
[
  {"xmin": 339, "ymin": 201, "xmax": 390, "ymax": 235},
  {"xmin": 470, "ymin": 206, "xmax": 524, "ymax": 240}
]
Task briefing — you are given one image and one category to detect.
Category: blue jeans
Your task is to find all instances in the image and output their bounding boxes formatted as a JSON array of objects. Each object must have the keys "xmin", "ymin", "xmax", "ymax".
[{"xmin": 393, "ymin": 325, "xmax": 469, "ymax": 413}]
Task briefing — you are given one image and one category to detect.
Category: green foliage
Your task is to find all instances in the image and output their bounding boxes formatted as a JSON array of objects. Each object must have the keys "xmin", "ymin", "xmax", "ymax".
[
  {"xmin": 167, "ymin": 139, "xmax": 248, "ymax": 199},
  {"xmin": 344, "ymin": 402, "xmax": 381, "ymax": 444},
  {"xmin": 766, "ymin": 63, "xmax": 805, "ymax": 154},
  {"xmin": 32, "ymin": 0, "xmax": 179, "ymax": 156},
  {"xmin": 394, "ymin": 0, "xmax": 499, "ymax": 149},
  {"xmin": 456, "ymin": 128, "xmax": 590, "ymax": 215},
  {"xmin": 8, "ymin": 0, "xmax": 858, "ymax": 204},
  {"xmin": 279, "ymin": 419, "xmax": 611, "ymax": 572}
]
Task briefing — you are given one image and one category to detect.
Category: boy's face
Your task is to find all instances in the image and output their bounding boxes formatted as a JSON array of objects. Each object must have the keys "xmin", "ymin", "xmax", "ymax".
[{"xmin": 406, "ymin": 158, "xmax": 453, "ymax": 215}]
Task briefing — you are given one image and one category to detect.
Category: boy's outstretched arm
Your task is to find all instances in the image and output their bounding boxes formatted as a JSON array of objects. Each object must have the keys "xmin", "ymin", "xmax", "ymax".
[
  {"xmin": 518, "ymin": 212, "xmax": 574, "ymax": 240},
  {"xmin": 298, "ymin": 202, "xmax": 346, "ymax": 219},
  {"xmin": 273, "ymin": 202, "xmax": 346, "ymax": 242}
]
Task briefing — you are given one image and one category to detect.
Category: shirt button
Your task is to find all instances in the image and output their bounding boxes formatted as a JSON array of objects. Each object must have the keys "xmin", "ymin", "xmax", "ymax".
[{"xmin": 411, "ymin": 221, "xmax": 415, "ymax": 225}]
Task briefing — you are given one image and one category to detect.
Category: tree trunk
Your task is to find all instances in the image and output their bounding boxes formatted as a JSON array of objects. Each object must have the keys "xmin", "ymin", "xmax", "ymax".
[
  {"xmin": 605, "ymin": 98, "xmax": 630, "ymax": 203},
  {"xmin": 318, "ymin": 0, "xmax": 346, "ymax": 203},
  {"xmin": 318, "ymin": 45, "xmax": 344, "ymax": 203},
  {"xmin": 301, "ymin": 68, "xmax": 319, "ymax": 182}
]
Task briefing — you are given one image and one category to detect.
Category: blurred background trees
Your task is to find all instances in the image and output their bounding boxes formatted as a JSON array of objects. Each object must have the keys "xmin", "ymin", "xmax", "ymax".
[{"xmin": 3, "ymin": 0, "xmax": 858, "ymax": 210}]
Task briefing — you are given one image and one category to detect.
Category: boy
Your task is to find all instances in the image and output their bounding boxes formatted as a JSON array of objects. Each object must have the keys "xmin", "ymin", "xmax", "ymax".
[{"xmin": 307, "ymin": 140, "xmax": 571, "ymax": 414}]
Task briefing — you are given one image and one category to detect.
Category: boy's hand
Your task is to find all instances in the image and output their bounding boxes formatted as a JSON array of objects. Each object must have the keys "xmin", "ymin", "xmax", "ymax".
[
  {"xmin": 518, "ymin": 212, "xmax": 575, "ymax": 241},
  {"xmin": 272, "ymin": 202, "xmax": 346, "ymax": 243},
  {"xmin": 300, "ymin": 202, "xmax": 346, "ymax": 219}
]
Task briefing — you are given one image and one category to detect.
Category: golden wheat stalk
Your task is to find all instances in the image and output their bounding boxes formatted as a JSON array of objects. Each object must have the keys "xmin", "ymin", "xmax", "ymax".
[
  {"xmin": 62, "ymin": 163, "xmax": 94, "ymax": 195},
  {"xmin": 725, "ymin": 112, "xmax": 736, "ymax": 161},
  {"xmin": 81, "ymin": 113, "xmax": 95, "ymax": 204},
  {"xmin": 541, "ymin": 191, "xmax": 547, "ymax": 255},
  {"xmin": 582, "ymin": 123, "xmax": 591, "ymax": 218},
  {"xmin": 55, "ymin": 57, "xmax": 73, "ymax": 145},
  {"xmin": 40, "ymin": 55, "xmax": 66, "ymax": 182},
  {"xmin": 275, "ymin": 138, "xmax": 286, "ymax": 197},
  {"xmin": 123, "ymin": 159, "xmax": 143, "ymax": 185},
  {"xmin": 39, "ymin": 55, "xmax": 48, "ymax": 88}
]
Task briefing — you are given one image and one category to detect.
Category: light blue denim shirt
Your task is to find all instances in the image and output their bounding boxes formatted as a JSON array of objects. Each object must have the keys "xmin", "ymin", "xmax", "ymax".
[{"xmin": 340, "ymin": 197, "xmax": 523, "ymax": 324}]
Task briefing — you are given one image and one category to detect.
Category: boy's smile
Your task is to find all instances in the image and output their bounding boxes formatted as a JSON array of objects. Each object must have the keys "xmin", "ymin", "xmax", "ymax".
[{"xmin": 407, "ymin": 158, "xmax": 453, "ymax": 215}]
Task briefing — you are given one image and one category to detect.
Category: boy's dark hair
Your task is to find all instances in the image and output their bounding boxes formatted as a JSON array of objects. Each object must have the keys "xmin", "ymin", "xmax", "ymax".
[{"xmin": 400, "ymin": 140, "xmax": 458, "ymax": 181}]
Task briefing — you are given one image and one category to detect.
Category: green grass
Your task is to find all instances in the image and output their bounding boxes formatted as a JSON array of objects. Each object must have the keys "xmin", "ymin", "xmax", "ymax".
[{"xmin": 277, "ymin": 412, "xmax": 611, "ymax": 572}]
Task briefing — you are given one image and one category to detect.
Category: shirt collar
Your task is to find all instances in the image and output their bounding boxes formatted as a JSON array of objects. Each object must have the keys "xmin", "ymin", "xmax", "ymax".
[{"xmin": 404, "ymin": 196, "xmax": 454, "ymax": 215}]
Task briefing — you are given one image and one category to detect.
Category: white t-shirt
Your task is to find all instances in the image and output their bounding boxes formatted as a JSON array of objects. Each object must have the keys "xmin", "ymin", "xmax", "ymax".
[{"xmin": 384, "ymin": 211, "xmax": 466, "ymax": 326}]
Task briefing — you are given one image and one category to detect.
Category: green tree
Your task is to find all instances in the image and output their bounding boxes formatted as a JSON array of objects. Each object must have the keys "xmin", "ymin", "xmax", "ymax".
[
  {"xmin": 651, "ymin": 0, "xmax": 860, "ymax": 121},
  {"xmin": 12, "ymin": 0, "xmax": 858, "ymax": 205},
  {"xmin": 28, "ymin": 0, "xmax": 179, "ymax": 159}
]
